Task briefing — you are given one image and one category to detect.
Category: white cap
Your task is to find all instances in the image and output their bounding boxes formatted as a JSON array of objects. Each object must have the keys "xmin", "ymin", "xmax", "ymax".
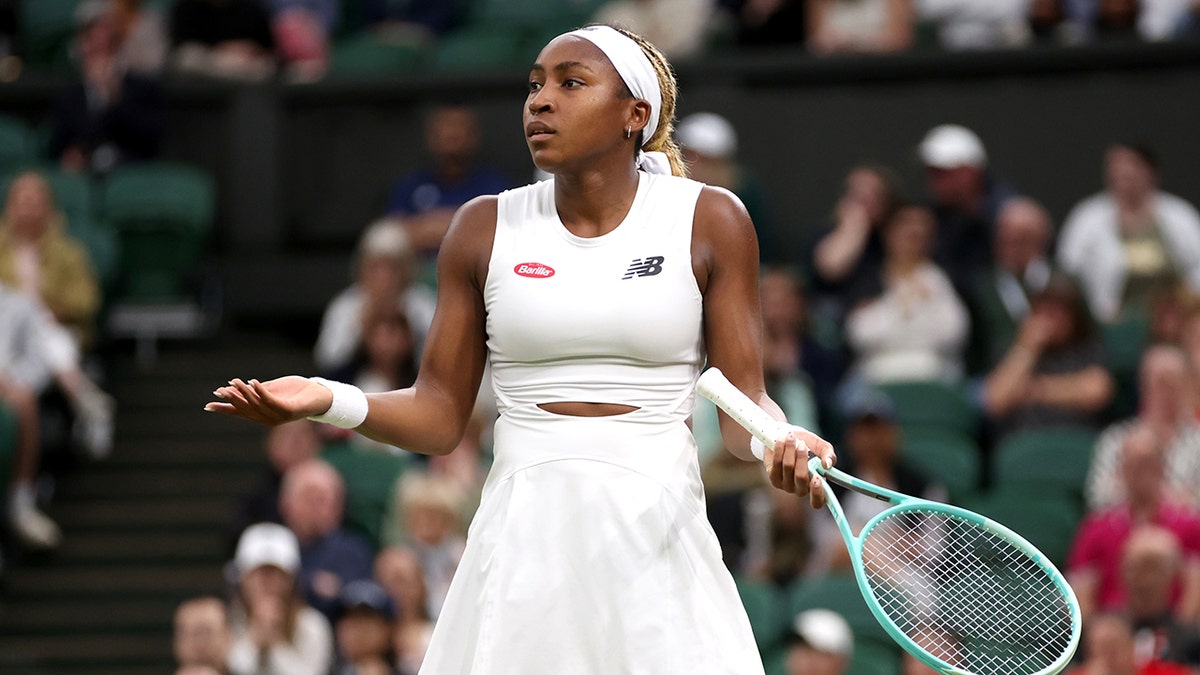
[
  {"xmin": 677, "ymin": 112, "xmax": 738, "ymax": 158},
  {"xmin": 918, "ymin": 124, "xmax": 987, "ymax": 169},
  {"xmin": 793, "ymin": 609, "xmax": 854, "ymax": 658},
  {"xmin": 359, "ymin": 219, "xmax": 412, "ymax": 259},
  {"xmin": 234, "ymin": 523, "xmax": 300, "ymax": 576}
]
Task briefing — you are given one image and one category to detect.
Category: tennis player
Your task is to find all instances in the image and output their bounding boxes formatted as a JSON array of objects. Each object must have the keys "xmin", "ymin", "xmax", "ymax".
[{"xmin": 207, "ymin": 24, "xmax": 836, "ymax": 674}]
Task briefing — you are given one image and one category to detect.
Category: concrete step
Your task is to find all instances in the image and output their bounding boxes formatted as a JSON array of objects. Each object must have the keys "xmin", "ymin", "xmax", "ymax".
[
  {"xmin": 50, "ymin": 497, "xmax": 235, "ymax": 531},
  {"xmin": 52, "ymin": 530, "xmax": 228, "ymax": 566},
  {"xmin": 0, "ymin": 633, "xmax": 171, "ymax": 670},
  {"xmin": 56, "ymin": 467, "xmax": 261, "ymax": 500},
  {"xmin": 0, "ymin": 597, "xmax": 182, "ymax": 634},
  {"xmin": 106, "ymin": 436, "xmax": 264, "ymax": 467},
  {"xmin": 2, "ymin": 563, "xmax": 224, "ymax": 599}
]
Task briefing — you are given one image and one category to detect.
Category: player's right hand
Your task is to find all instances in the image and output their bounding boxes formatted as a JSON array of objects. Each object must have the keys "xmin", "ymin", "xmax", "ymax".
[{"xmin": 205, "ymin": 376, "xmax": 333, "ymax": 426}]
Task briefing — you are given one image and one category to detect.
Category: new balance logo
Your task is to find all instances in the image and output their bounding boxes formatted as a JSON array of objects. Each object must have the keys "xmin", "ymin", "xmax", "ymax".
[{"xmin": 622, "ymin": 256, "xmax": 665, "ymax": 280}]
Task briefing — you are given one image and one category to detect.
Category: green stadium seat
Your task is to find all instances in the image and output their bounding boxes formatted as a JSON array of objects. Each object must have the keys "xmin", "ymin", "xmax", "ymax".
[
  {"xmin": 432, "ymin": 27, "xmax": 530, "ymax": 71},
  {"xmin": 19, "ymin": 0, "xmax": 86, "ymax": 72},
  {"xmin": 991, "ymin": 426, "xmax": 1098, "ymax": 499},
  {"xmin": 899, "ymin": 426, "xmax": 982, "ymax": 501},
  {"xmin": 329, "ymin": 34, "xmax": 425, "ymax": 78},
  {"xmin": 788, "ymin": 572, "xmax": 891, "ymax": 645},
  {"xmin": 847, "ymin": 636, "xmax": 903, "ymax": 675},
  {"xmin": 99, "ymin": 162, "xmax": 215, "ymax": 300},
  {"xmin": 958, "ymin": 488, "xmax": 1082, "ymax": 569},
  {"xmin": 1102, "ymin": 310, "xmax": 1150, "ymax": 419},
  {"xmin": 0, "ymin": 401, "xmax": 17, "ymax": 491},
  {"xmin": 0, "ymin": 115, "xmax": 35, "ymax": 172},
  {"xmin": 736, "ymin": 575, "xmax": 788, "ymax": 656},
  {"xmin": 321, "ymin": 441, "xmax": 414, "ymax": 547},
  {"xmin": 876, "ymin": 380, "xmax": 979, "ymax": 438}
]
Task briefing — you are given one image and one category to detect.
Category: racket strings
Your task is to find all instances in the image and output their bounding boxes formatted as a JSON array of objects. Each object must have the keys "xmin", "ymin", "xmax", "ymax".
[{"xmin": 860, "ymin": 508, "xmax": 1074, "ymax": 675}]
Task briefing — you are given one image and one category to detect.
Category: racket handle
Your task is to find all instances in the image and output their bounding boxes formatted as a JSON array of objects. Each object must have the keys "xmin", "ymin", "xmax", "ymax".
[{"xmin": 696, "ymin": 368, "xmax": 788, "ymax": 460}]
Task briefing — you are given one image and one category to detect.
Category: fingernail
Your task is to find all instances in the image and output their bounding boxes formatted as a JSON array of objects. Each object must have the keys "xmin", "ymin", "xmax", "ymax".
[{"xmin": 213, "ymin": 390, "xmax": 225, "ymax": 398}]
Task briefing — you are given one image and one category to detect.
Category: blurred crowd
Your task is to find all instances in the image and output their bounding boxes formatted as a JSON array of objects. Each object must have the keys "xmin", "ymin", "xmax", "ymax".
[{"xmin": 0, "ymin": 2, "xmax": 1197, "ymax": 673}]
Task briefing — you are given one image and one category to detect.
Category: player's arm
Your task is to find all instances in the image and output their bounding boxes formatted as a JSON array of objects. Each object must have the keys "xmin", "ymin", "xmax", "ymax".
[
  {"xmin": 207, "ymin": 197, "xmax": 494, "ymax": 456},
  {"xmin": 693, "ymin": 186, "xmax": 834, "ymax": 503}
]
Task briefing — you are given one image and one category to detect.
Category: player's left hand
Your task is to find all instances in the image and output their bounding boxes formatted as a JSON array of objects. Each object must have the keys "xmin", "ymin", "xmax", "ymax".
[{"xmin": 764, "ymin": 426, "xmax": 836, "ymax": 509}]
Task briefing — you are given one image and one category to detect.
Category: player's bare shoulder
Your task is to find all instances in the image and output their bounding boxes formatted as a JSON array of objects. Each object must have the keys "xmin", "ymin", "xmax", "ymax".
[
  {"xmin": 440, "ymin": 195, "xmax": 499, "ymax": 289},
  {"xmin": 692, "ymin": 185, "xmax": 759, "ymax": 291}
]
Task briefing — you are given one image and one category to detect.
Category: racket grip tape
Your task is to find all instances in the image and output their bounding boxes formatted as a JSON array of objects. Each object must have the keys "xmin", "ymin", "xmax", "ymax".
[{"xmin": 696, "ymin": 368, "xmax": 789, "ymax": 460}]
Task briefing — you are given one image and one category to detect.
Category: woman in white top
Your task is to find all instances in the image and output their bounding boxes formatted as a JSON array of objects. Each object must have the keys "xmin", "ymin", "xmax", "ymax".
[{"xmin": 207, "ymin": 24, "xmax": 835, "ymax": 674}]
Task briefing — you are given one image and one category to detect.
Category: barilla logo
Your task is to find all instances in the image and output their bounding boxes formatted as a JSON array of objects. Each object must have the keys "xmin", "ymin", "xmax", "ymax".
[{"xmin": 514, "ymin": 262, "xmax": 555, "ymax": 278}]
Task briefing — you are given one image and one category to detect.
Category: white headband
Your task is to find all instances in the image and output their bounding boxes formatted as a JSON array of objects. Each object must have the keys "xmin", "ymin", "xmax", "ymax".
[{"xmin": 565, "ymin": 25, "xmax": 672, "ymax": 175}]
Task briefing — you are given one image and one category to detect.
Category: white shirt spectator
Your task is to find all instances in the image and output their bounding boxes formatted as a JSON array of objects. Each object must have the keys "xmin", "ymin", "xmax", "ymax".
[
  {"xmin": 226, "ymin": 605, "xmax": 332, "ymax": 675},
  {"xmin": 913, "ymin": 0, "xmax": 1030, "ymax": 49},
  {"xmin": 313, "ymin": 284, "xmax": 436, "ymax": 373}
]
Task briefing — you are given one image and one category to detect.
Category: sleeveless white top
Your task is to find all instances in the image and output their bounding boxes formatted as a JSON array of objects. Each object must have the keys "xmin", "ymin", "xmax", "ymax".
[{"xmin": 484, "ymin": 172, "xmax": 705, "ymax": 421}]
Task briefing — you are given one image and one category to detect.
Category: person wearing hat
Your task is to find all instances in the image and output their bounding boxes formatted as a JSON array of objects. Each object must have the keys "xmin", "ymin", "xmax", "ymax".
[
  {"xmin": 784, "ymin": 608, "xmax": 854, "ymax": 675},
  {"xmin": 917, "ymin": 123, "xmax": 1016, "ymax": 293},
  {"xmin": 227, "ymin": 523, "xmax": 333, "ymax": 675},
  {"xmin": 806, "ymin": 388, "xmax": 947, "ymax": 576},
  {"xmin": 332, "ymin": 579, "xmax": 401, "ymax": 675}
]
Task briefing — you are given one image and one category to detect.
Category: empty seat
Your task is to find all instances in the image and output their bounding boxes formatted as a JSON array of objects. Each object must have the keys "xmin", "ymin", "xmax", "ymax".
[
  {"xmin": 0, "ymin": 115, "xmax": 35, "ymax": 172},
  {"xmin": 992, "ymin": 425, "xmax": 1098, "ymax": 499},
  {"xmin": 899, "ymin": 426, "xmax": 982, "ymax": 502}
]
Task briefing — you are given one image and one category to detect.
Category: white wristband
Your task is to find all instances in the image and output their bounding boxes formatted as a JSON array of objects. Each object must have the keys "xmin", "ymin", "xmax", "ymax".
[
  {"xmin": 306, "ymin": 377, "xmax": 368, "ymax": 429},
  {"xmin": 750, "ymin": 436, "xmax": 766, "ymax": 461}
]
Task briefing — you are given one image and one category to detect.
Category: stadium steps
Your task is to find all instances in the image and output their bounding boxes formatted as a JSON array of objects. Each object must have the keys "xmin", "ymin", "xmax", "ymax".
[{"xmin": 0, "ymin": 333, "xmax": 313, "ymax": 674}]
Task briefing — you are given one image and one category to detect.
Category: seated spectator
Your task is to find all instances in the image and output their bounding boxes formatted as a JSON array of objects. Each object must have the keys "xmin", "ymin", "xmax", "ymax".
[
  {"xmin": 969, "ymin": 196, "xmax": 1055, "ymax": 371},
  {"xmin": 314, "ymin": 220, "xmax": 435, "ymax": 373},
  {"xmin": 111, "ymin": 0, "xmax": 170, "ymax": 75},
  {"xmin": 810, "ymin": 163, "xmax": 905, "ymax": 315},
  {"xmin": 913, "ymin": 0, "xmax": 1031, "ymax": 49},
  {"xmin": 169, "ymin": 0, "xmax": 276, "ymax": 81},
  {"xmin": 918, "ymin": 124, "xmax": 1017, "ymax": 292},
  {"xmin": 48, "ymin": 3, "xmax": 164, "ymax": 175},
  {"xmin": 228, "ymin": 523, "xmax": 334, "ymax": 675},
  {"xmin": 1087, "ymin": 346, "xmax": 1200, "ymax": 511},
  {"xmin": 173, "ymin": 596, "xmax": 231, "ymax": 672},
  {"xmin": 176, "ymin": 667, "xmax": 224, "ymax": 675},
  {"xmin": 1122, "ymin": 526, "xmax": 1200, "ymax": 668},
  {"xmin": 806, "ymin": 389, "xmax": 946, "ymax": 576},
  {"xmin": 1065, "ymin": 613, "xmax": 1193, "ymax": 675},
  {"xmin": 226, "ymin": 419, "xmax": 322, "ymax": 554},
  {"xmin": 383, "ymin": 105, "xmax": 510, "ymax": 269},
  {"xmin": 758, "ymin": 265, "xmax": 837, "ymax": 432},
  {"xmin": 980, "ymin": 273, "xmax": 1114, "ymax": 442},
  {"xmin": 1068, "ymin": 426, "xmax": 1200, "ymax": 622},
  {"xmin": 591, "ymin": 0, "xmax": 716, "ymax": 59},
  {"xmin": 280, "ymin": 459, "xmax": 375, "ymax": 622},
  {"xmin": 676, "ymin": 112, "xmax": 776, "ymax": 259},
  {"xmin": 784, "ymin": 608, "xmax": 854, "ymax": 675},
  {"xmin": 1179, "ymin": 304, "xmax": 1200, "ymax": 418},
  {"xmin": 262, "ymin": 0, "xmax": 338, "ymax": 80},
  {"xmin": 843, "ymin": 205, "xmax": 970, "ymax": 386},
  {"xmin": 374, "ymin": 545, "xmax": 434, "ymax": 674},
  {"xmin": 806, "ymin": 0, "xmax": 915, "ymax": 54},
  {"xmin": 362, "ymin": 0, "xmax": 461, "ymax": 43},
  {"xmin": 714, "ymin": 0, "xmax": 806, "ymax": 47},
  {"xmin": 1, "ymin": 172, "xmax": 101, "ymax": 346},
  {"xmin": 1058, "ymin": 143, "xmax": 1200, "ymax": 324},
  {"xmin": 389, "ymin": 472, "xmax": 466, "ymax": 620},
  {"xmin": 331, "ymin": 579, "xmax": 398, "ymax": 675}
]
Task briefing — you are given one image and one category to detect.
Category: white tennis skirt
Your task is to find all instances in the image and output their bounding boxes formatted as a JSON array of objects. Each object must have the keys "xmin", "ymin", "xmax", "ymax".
[{"xmin": 418, "ymin": 404, "xmax": 765, "ymax": 675}]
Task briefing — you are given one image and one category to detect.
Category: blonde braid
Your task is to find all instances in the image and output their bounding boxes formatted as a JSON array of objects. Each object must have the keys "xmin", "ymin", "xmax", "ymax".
[{"xmin": 613, "ymin": 27, "xmax": 687, "ymax": 178}]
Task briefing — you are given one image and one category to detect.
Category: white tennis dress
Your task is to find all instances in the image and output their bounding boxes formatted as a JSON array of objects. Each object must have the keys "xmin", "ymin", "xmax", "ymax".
[{"xmin": 417, "ymin": 172, "xmax": 765, "ymax": 674}]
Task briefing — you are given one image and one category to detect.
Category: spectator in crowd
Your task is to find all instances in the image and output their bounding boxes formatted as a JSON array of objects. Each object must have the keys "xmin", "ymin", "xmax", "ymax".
[
  {"xmin": 810, "ymin": 163, "xmax": 905, "ymax": 315},
  {"xmin": 173, "ymin": 596, "xmax": 232, "ymax": 672},
  {"xmin": 675, "ymin": 112, "xmax": 776, "ymax": 259},
  {"xmin": 591, "ymin": 0, "xmax": 716, "ymax": 59},
  {"xmin": 968, "ymin": 196, "xmax": 1056, "ymax": 370},
  {"xmin": 389, "ymin": 472, "xmax": 467, "ymax": 620},
  {"xmin": 48, "ymin": 2, "xmax": 164, "ymax": 175},
  {"xmin": 262, "ymin": 0, "xmax": 339, "ymax": 80},
  {"xmin": 917, "ymin": 124, "xmax": 1016, "ymax": 291},
  {"xmin": 1068, "ymin": 425, "xmax": 1200, "ymax": 623},
  {"xmin": 806, "ymin": 0, "xmax": 915, "ymax": 54},
  {"xmin": 279, "ymin": 459, "xmax": 375, "ymax": 621},
  {"xmin": 227, "ymin": 523, "xmax": 334, "ymax": 675},
  {"xmin": 980, "ymin": 273, "xmax": 1114, "ymax": 442},
  {"xmin": 912, "ymin": 0, "xmax": 1032, "ymax": 49},
  {"xmin": 1121, "ymin": 525, "xmax": 1200, "ymax": 668},
  {"xmin": 169, "ymin": 0, "xmax": 276, "ymax": 81},
  {"xmin": 806, "ymin": 389, "xmax": 946, "ymax": 576},
  {"xmin": 374, "ymin": 545, "xmax": 434, "ymax": 674},
  {"xmin": 714, "ymin": 0, "xmax": 807, "ymax": 47},
  {"xmin": 784, "ymin": 608, "xmax": 854, "ymax": 675},
  {"xmin": 1058, "ymin": 143, "xmax": 1200, "ymax": 324},
  {"xmin": 1087, "ymin": 345, "xmax": 1200, "ymax": 511},
  {"xmin": 331, "ymin": 579, "xmax": 398, "ymax": 675},
  {"xmin": 362, "ymin": 0, "xmax": 461, "ymax": 42},
  {"xmin": 314, "ymin": 220, "xmax": 435, "ymax": 373},
  {"xmin": 111, "ymin": 0, "xmax": 170, "ymax": 75},
  {"xmin": 176, "ymin": 666, "xmax": 225, "ymax": 675},
  {"xmin": 227, "ymin": 419, "xmax": 322, "ymax": 554},
  {"xmin": 383, "ymin": 105, "xmax": 510, "ymax": 265},
  {"xmin": 1065, "ymin": 613, "xmax": 1193, "ymax": 675},
  {"xmin": 1178, "ymin": 303, "xmax": 1200, "ymax": 418},
  {"xmin": 0, "ymin": 172, "xmax": 101, "ymax": 345},
  {"xmin": 843, "ymin": 204, "xmax": 970, "ymax": 387}
]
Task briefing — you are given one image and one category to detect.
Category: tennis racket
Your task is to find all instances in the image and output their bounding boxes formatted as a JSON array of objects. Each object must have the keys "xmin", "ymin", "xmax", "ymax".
[{"xmin": 696, "ymin": 368, "xmax": 1082, "ymax": 675}]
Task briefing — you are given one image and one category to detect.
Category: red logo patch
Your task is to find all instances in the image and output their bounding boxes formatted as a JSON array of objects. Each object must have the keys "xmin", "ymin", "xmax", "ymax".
[{"xmin": 514, "ymin": 262, "xmax": 555, "ymax": 278}]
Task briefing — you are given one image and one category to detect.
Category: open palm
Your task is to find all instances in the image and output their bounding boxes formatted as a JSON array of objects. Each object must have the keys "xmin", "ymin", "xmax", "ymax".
[{"xmin": 205, "ymin": 376, "xmax": 333, "ymax": 426}]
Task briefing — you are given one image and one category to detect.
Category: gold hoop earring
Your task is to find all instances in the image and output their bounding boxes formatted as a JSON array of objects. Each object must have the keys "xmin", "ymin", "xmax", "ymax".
[{"xmin": 625, "ymin": 127, "xmax": 632, "ymax": 139}]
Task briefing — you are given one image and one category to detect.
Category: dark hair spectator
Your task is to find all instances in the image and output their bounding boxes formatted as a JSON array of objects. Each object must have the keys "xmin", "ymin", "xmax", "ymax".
[
  {"xmin": 169, "ymin": 0, "xmax": 276, "ymax": 81},
  {"xmin": 173, "ymin": 596, "xmax": 232, "ymax": 672}
]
